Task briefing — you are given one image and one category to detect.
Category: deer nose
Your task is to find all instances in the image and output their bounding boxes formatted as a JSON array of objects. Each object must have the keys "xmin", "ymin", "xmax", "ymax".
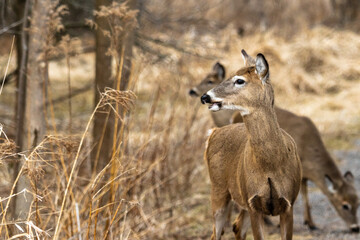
[
  {"xmin": 189, "ymin": 89, "xmax": 198, "ymax": 96},
  {"xmin": 351, "ymin": 225, "xmax": 360, "ymax": 233},
  {"xmin": 201, "ymin": 94, "xmax": 211, "ymax": 104}
]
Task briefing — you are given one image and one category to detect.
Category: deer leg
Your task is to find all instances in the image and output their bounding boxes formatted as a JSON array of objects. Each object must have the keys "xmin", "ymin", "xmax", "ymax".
[
  {"xmin": 226, "ymin": 201, "xmax": 233, "ymax": 227},
  {"xmin": 249, "ymin": 210, "xmax": 265, "ymax": 240},
  {"xmin": 280, "ymin": 206, "xmax": 293, "ymax": 240},
  {"xmin": 232, "ymin": 209, "xmax": 250, "ymax": 240},
  {"xmin": 300, "ymin": 179, "xmax": 317, "ymax": 230},
  {"xmin": 210, "ymin": 190, "xmax": 232, "ymax": 240}
]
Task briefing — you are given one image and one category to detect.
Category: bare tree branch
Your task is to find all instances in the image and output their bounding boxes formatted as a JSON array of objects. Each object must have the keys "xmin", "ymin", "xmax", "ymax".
[
  {"xmin": 137, "ymin": 33, "xmax": 217, "ymax": 59},
  {"xmin": 0, "ymin": 18, "xmax": 24, "ymax": 35},
  {"xmin": 46, "ymin": 82, "xmax": 93, "ymax": 105}
]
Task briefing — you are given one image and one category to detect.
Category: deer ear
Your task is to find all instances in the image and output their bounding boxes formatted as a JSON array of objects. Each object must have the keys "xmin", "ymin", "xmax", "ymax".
[
  {"xmin": 213, "ymin": 62, "xmax": 225, "ymax": 80},
  {"xmin": 344, "ymin": 171, "xmax": 354, "ymax": 183},
  {"xmin": 241, "ymin": 49, "xmax": 255, "ymax": 67},
  {"xmin": 325, "ymin": 175, "xmax": 337, "ymax": 194},
  {"xmin": 255, "ymin": 53, "xmax": 269, "ymax": 84}
]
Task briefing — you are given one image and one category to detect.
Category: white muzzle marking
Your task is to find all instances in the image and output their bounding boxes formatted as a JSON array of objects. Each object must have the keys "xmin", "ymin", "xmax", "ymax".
[{"xmin": 207, "ymin": 89, "xmax": 224, "ymax": 102}]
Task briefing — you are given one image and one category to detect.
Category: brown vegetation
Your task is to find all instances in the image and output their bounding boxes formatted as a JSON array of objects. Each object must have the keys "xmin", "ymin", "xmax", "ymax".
[{"xmin": 0, "ymin": 0, "xmax": 359, "ymax": 239}]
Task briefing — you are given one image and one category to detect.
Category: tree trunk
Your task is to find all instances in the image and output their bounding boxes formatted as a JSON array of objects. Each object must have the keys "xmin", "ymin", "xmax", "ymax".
[
  {"xmin": 92, "ymin": 0, "xmax": 137, "ymax": 173},
  {"xmin": 331, "ymin": 0, "xmax": 359, "ymax": 25},
  {"xmin": 12, "ymin": 0, "xmax": 29, "ymax": 221},
  {"xmin": 13, "ymin": 0, "xmax": 49, "ymax": 221},
  {"xmin": 92, "ymin": 0, "xmax": 113, "ymax": 173}
]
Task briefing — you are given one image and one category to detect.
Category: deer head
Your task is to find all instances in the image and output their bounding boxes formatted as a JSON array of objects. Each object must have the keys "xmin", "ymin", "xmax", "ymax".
[
  {"xmin": 325, "ymin": 171, "xmax": 359, "ymax": 232},
  {"xmin": 201, "ymin": 50, "xmax": 274, "ymax": 116},
  {"xmin": 188, "ymin": 62, "xmax": 225, "ymax": 97}
]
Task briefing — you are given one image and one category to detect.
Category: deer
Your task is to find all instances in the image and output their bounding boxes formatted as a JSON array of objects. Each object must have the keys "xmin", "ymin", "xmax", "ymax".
[
  {"xmin": 201, "ymin": 51, "xmax": 302, "ymax": 240},
  {"xmin": 189, "ymin": 62, "xmax": 235, "ymax": 127},
  {"xmin": 190, "ymin": 55, "xmax": 359, "ymax": 233}
]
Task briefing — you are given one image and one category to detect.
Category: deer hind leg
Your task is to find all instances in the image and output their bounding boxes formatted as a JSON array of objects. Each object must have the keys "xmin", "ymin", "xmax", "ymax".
[
  {"xmin": 301, "ymin": 178, "xmax": 317, "ymax": 230},
  {"xmin": 226, "ymin": 201, "xmax": 234, "ymax": 227},
  {"xmin": 280, "ymin": 206, "xmax": 294, "ymax": 240},
  {"xmin": 249, "ymin": 210, "xmax": 265, "ymax": 240},
  {"xmin": 232, "ymin": 209, "xmax": 250, "ymax": 240},
  {"xmin": 210, "ymin": 190, "xmax": 232, "ymax": 240}
]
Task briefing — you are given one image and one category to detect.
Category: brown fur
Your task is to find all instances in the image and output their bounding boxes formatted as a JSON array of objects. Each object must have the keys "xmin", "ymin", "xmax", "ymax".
[
  {"xmin": 203, "ymin": 53, "xmax": 302, "ymax": 240},
  {"xmin": 191, "ymin": 61, "xmax": 359, "ymax": 231},
  {"xmin": 189, "ymin": 63, "xmax": 234, "ymax": 126}
]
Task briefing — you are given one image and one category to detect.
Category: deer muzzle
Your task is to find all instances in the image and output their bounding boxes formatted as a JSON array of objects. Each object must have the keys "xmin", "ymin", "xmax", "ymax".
[
  {"xmin": 350, "ymin": 224, "xmax": 359, "ymax": 233},
  {"xmin": 201, "ymin": 94, "xmax": 211, "ymax": 104},
  {"xmin": 201, "ymin": 94, "xmax": 222, "ymax": 111}
]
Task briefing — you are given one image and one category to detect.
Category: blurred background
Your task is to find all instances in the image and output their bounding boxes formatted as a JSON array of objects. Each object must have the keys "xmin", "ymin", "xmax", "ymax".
[{"xmin": 0, "ymin": 0, "xmax": 360, "ymax": 239}]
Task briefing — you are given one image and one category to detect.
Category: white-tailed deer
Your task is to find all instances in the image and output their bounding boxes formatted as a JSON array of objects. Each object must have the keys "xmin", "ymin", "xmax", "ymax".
[
  {"xmin": 190, "ymin": 58, "xmax": 360, "ymax": 233},
  {"xmin": 201, "ymin": 51, "xmax": 302, "ymax": 240},
  {"xmin": 189, "ymin": 62, "xmax": 235, "ymax": 127}
]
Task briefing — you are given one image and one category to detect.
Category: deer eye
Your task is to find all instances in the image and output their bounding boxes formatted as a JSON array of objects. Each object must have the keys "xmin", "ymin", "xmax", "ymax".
[
  {"xmin": 207, "ymin": 80, "xmax": 214, "ymax": 84},
  {"xmin": 342, "ymin": 203, "xmax": 351, "ymax": 210},
  {"xmin": 235, "ymin": 79, "xmax": 245, "ymax": 85}
]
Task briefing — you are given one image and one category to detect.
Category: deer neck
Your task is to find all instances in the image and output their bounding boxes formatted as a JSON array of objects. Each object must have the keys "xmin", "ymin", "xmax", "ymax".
[
  {"xmin": 321, "ymin": 153, "xmax": 345, "ymax": 192},
  {"xmin": 324, "ymin": 158, "xmax": 343, "ymax": 181},
  {"xmin": 242, "ymin": 105, "xmax": 285, "ymax": 162}
]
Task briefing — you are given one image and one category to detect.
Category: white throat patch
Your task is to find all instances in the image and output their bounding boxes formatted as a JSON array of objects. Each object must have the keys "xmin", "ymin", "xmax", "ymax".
[{"xmin": 222, "ymin": 105, "xmax": 250, "ymax": 116}]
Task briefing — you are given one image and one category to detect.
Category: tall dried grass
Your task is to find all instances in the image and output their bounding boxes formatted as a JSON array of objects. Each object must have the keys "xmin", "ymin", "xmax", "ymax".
[
  {"xmin": 1, "ymin": 68, "xmax": 210, "ymax": 239},
  {"xmin": 1, "ymin": 2, "xmax": 211, "ymax": 240}
]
